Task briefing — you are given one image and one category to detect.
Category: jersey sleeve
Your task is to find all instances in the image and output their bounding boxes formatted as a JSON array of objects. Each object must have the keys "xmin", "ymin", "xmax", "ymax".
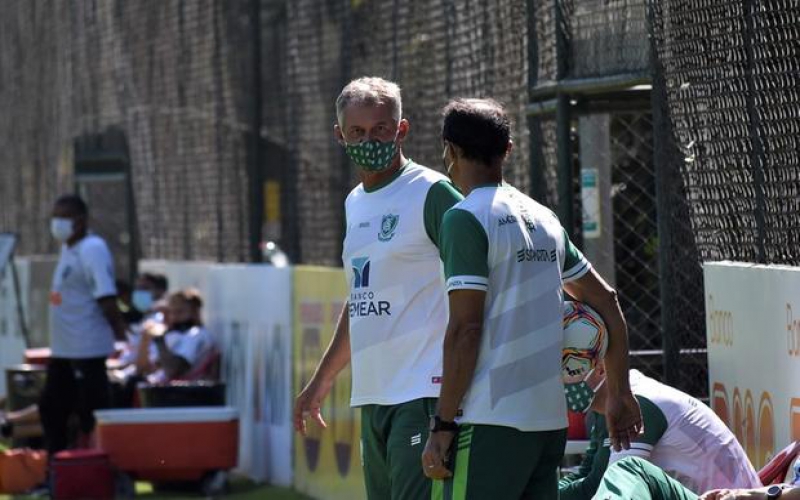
[
  {"xmin": 562, "ymin": 228, "xmax": 592, "ymax": 282},
  {"xmin": 423, "ymin": 180, "xmax": 464, "ymax": 247},
  {"xmin": 608, "ymin": 395, "xmax": 669, "ymax": 463},
  {"xmin": 559, "ymin": 412, "xmax": 612, "ymax": 500},
  {"xmin": 80, "ymin": 239, "xmax": 117, "ymax": 299},
  {"xmin": 440, "ymin": 208, "xmax": 489, "ymax": 292}
]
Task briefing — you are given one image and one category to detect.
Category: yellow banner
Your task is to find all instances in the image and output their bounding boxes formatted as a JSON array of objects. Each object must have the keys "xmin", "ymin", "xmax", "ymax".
[{"xmin": 293, "ymin": 266, "xmax": 366, "ymax": 500}]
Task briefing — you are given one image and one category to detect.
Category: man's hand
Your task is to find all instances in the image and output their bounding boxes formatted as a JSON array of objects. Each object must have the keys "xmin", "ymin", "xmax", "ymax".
[
  {"xmin": 421, "ymin": 431, "xmax": 456, "ymax": 480},
  {"xmin": 142, "ymin": 320, "xmax": 167, "ymax": 340},
  {"xmin": 293, "ymin": 377, "xmax": 333, "ymax": 436},
  {"xmin": 700, "ymin": 489, "xmax": 768, "ymax": 500},
  {"xmin": 605, "ymin": 390, "xmax": 643, "ymax": 451}
]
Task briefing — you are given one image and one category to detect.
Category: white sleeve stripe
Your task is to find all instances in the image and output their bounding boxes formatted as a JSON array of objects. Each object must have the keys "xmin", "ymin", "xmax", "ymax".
[
  {"xmin": 602, "ymin": 440, "xmax": 654, "ymax": 452},
  {"xmin": 563, "ymin": 259, "xmax": 592, "ymax": 282},
  {"xmin": 446, "ymin": 275, "xmax": 489, "ymax": 292},
  {"xmin": 610, "ymin": 448, "xmax": 652, "ymax": 462}
]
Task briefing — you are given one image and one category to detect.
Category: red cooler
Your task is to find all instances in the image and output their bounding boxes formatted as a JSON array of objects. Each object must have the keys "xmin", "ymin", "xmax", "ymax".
[
  {"xmin": 94, "ymin": 407, "xmax": 239, "ymax": 482},
  {"xmin": 51, "ymin": 449, "xmax": 115, "ymax": 500}
]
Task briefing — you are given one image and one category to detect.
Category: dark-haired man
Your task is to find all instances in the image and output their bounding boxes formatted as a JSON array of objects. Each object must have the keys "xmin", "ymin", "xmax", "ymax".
[
  {"xmin": 420, "ymin": 99, "xmax": 642, "ymax": 499},
  {"xmin": 41, "ymin": 194, "xmax": 126, "ymax": 453}
]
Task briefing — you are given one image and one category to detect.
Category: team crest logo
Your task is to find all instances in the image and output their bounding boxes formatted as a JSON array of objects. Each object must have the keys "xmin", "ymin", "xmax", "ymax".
[{"xmin": 378, "ymin": 214, "xmax": 399, "ymax": 242}]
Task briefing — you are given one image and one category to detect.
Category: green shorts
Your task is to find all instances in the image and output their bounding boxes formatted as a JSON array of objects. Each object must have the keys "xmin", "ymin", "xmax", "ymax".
[
  {"xmin": 361, "ymin": 397, "xmax": 437, "ymax": 500},
  {"xmin": 593, "ymin": 457, "xmax": 699, "ymax": 500},
  {"xmin": 433, "ymin": 424, "xmax": 567, "ymax": 500}
]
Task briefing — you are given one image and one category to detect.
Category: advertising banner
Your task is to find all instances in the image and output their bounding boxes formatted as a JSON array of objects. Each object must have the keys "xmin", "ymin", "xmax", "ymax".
[
  {"xmin": 293, "ymin": 266, "xmax": 365, "ymax": 500},
  {"xmin": 705, "ymin": 262, "xmax": 800, "ymax": 469}
]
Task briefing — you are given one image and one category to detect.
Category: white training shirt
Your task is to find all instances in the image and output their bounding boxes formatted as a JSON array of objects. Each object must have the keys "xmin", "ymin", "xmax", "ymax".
[
  {"xmin": 608, "ymin": 370, "xmax": 762, "ymax": 493},
  {"xmin": 147, "ymin": 325, "xmax": 216, "ymax": 384},
  {"xmin": 342, "ymin": 162, "xmax": 461, "ymax": 406},
  {"xmin": 50, "ymin": 234, "xmax": 117, "ymax": 358},
  {"xmin": 441, "ymin": 184, "xmax": 590, "ymax": 431}
]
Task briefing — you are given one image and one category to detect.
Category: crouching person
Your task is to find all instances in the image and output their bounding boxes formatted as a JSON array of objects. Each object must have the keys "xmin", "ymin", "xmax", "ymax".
[{"xmin": 560, "ymin": 353, "xmax": 760, "ymax": 499}]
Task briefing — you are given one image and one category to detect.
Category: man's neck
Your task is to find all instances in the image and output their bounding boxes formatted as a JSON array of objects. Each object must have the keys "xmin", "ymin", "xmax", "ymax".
[
  {"xmin": 459, "ymin": 161, "xmax": 503, "ymax": 196},
  {"xmin": 359, "ymin": 152, "xmax": 408, "ymax": 190},
  {"xmin": 66, "ymin": 230, "xmax": 88, "ymax": 248}
]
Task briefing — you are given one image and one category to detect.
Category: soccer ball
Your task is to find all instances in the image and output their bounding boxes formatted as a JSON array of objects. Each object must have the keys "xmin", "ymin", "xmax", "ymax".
[{"xmin": 562, "ymin": 301, "xmax": 608, "ymax": 383}]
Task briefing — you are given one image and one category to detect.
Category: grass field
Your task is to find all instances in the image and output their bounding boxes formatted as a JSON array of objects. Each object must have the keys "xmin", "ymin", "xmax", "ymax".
[
  {"xmin": 0, "ymin": 440, "xmax": 312, "ymax": 500},
  {"xmin": 0, "ymin": 478, "xmax": 312, "ymax": 500}
]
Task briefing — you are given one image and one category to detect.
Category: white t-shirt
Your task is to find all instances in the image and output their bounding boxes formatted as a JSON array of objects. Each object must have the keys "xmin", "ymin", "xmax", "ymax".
[
  {"xmin": 342, "ymin": 162, "xmax": 461, "ymax": 406},
  {"xmin": 50, "ymin": 234, "xmax": 117, "ymax": 358},
  {"xmin": 148, "ymin": 325, "xmax": 216, "ymax": 383},
  {"xmin": 441, "ymin": 184, "xmax": 590, "ymax": 431},
  {"xmin": 608, "ymin": 370, "xmax": 762, "ymax": 493}
]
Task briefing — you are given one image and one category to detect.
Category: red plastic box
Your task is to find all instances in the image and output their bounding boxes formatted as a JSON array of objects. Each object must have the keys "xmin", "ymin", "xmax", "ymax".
[
  {"xmin": 94, "ymin": 407, "xmax": 238, "ymax": 482},
  {"xmin": 52, "ymin": 449, "xmax": 115, "ymax": 500}
]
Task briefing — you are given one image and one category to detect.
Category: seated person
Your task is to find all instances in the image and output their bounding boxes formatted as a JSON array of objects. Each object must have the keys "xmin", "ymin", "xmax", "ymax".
[
  {"xmin": 593, "ymin": 455, "xmax": 800, "ymax": 500},
  {"xmin": 112, "ymin": 272, "xmax": 170, "ymax": 368},
  {"xmin": 116, "ymin": 279, "xmax": 144, "ymax": 326},
  {"xmin": 560, "ymin": 356, "xmax": 760, "ymax": 498},
  {"xmin": 132, "ymin": 272, "xmax": 169, "ymax": 319},
  {"xmin": 136, "ymin": 288, "xmax": 216, "ymax": 384}
]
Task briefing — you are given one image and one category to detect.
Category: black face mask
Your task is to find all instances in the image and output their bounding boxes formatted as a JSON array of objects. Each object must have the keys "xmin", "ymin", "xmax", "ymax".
[{"xmin": 169, "ymin": 320, "xmax": 197, "ymax": 332}]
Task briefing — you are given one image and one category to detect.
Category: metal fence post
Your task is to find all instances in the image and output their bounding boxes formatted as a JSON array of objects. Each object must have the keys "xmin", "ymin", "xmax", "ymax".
[
  {"xmin": 648, "ymin": 2, "xmax": 681, "ymax": 388},
  {"xmin": 555, "ymin": 0, "xmax": 573, "ymax": 237},
  {"xmin": 248, "ymin": 0, "xmax": 264, "ymax": 263}
]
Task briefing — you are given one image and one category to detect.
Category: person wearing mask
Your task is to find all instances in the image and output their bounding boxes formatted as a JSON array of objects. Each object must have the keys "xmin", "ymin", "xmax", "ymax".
[
  {"xmin": 131, "ymin": 272, "xmax": 169, "ymax": 319},
  {"xmin": 293, "ymin": 77, "xmax": 463, "ymax": 500},
  {"xmin": 40, "ymin": 194, "xmax": 127, "ymax": 453},
  {"xmin": 136, "ymin": 288, "xmax": 215, "ymax": 383},
  {"xmin": 420, "ymin": 98, "xmax": 642, "ymax": 499}
]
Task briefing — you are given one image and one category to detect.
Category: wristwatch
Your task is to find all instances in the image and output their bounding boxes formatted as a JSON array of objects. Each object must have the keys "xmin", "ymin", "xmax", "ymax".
[
  {"xmin": 767, "ymin": 485, "xmax": 786, "ymax": 499},
  {"xmin": 429, "ymin": 415, "xmax": 459, "ymax": 433}
]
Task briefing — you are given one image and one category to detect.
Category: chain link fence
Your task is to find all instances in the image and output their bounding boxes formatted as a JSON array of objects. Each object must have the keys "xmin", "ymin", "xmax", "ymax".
[{"xmin": 3, "ymin": 0, "xmax": 800, "ymax": 399}]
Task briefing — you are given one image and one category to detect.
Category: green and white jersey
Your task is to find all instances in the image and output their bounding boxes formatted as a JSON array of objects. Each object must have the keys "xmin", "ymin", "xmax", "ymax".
[
  {"xmin": 440, "ymin": 184, "xmax": 590, "ymax": 431},
  {"xmin": 606, "ymin": 370, "xmax": 761, "ymax": 494},
  {"xmin": 343, "ymin": 161, "xmax": 462, "ymax": 406}
]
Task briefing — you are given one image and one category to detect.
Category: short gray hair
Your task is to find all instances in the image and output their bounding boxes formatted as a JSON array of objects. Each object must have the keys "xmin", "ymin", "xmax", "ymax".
[{"xmin": 335, "ymin": 77, "xmax": 402, "ymax": 127}]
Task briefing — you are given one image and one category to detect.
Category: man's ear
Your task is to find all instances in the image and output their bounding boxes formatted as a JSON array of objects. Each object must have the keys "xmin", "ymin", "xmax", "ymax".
[
  {"xmin": 334, "ymin": 123, "xmax": 345, "ymax": 145},
  {"xmin": 397, "ymin": 119, "xmax": 410, "ymax": 142},
  {"xmin": 595, "ymin": 359, "xmax": 606, "ymax": 378},
  {"xmin": 74, "ymin": 213, "xmax": 88, "ymax": 232},
  {"xmin": 505, "ymin": 139, "xmax": 514, "ymax": 159}
]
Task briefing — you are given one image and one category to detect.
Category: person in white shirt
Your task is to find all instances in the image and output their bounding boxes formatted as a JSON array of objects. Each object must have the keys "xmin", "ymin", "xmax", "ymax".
[
  {"xmin": 136, "ymin": 288, "xmax": 215, "ymax": 383},
  {"xmin": 293, "ymin": 77, "xmax": 463, "ymax": 499},
  {"xmin": 40, "ymin": 194, "xmax": 127, "ymax": 454},
  {"xmin": 420, "ymin": 99, "xmax": 642, "ymax": 500}
]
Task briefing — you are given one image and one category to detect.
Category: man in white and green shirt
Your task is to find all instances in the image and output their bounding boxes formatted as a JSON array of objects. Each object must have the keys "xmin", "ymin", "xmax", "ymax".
[
  {"xmin": 560, "ymin": 367, "xmax": 760, "ymax": 499},
  {"xmin": 421, "ymin": 98, "xmax": 643, "ymax": 500},
  {"xmin": 293, "ymin": 77, "xmax": 463, "ymax": 499}
]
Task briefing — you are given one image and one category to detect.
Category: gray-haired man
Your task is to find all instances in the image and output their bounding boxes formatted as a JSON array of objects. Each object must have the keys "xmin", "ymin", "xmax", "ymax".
[{"xmin": 293, "ymin": 77, "xmax": 462, "ymax": 499}]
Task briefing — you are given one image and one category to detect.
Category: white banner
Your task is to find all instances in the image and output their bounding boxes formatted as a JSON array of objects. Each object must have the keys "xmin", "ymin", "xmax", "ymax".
[
  {"xmin": 0, "ymin": 259, "xmax": 28, "ymax": 398},
  {"xmin": 705, "ymin": 261, "xmax": 800, "ymax": 471},
  {"xmin": 0, "ymin": 256, "xmax": 58, "ymax": 397},
  {"xmin": 139, "ymin": 261, "xmax": 294, "ymax": 485}
]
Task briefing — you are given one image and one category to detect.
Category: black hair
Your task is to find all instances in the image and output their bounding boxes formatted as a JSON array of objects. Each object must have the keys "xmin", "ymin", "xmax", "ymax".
[
  {"xmin": 140, "ymin": 272, "xmax": 169, "ymax": 292},
  {"xmin": 54, "ymin": 194, "xmax": 88, "ymax": 216},
  {"xmin": 115, "ymin": 280, "xmax": 132, "ymax": 295},
  {"xmin": 170, "ymin": 287, "xmax": 204, "ymax": 310},
  {"xmin": 441, "ymin": 98, "xmax": 510, "ymax": 166}
]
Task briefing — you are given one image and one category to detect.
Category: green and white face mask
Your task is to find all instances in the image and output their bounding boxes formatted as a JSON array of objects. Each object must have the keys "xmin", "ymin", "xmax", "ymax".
[
  {"xmin": 564, "ymin": 370, "xmax": 604, "ymax": 413},
  {"xmin": 345, "ymin": 135, "xmax": 398, "ymax": 172}
]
